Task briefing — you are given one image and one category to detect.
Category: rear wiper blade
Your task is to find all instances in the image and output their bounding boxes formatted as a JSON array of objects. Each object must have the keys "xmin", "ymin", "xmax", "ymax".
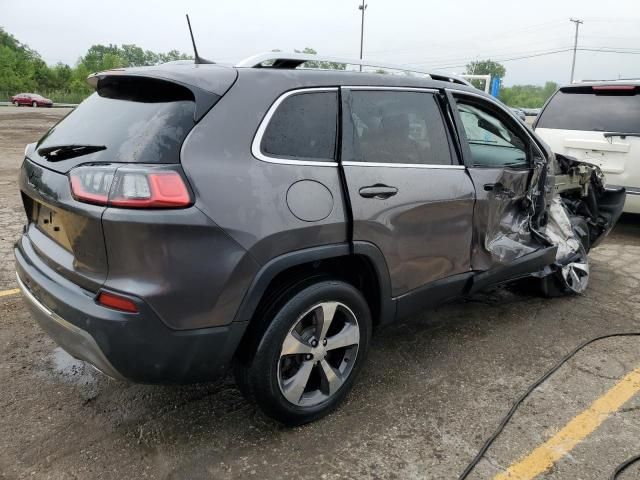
[
  {"xmin": 603, "ymin": 132, "xmax": 640, "ymax": 139},
  {"xmin": 37, "ymin": 144, "xmax": 106, "ymax": 161}
]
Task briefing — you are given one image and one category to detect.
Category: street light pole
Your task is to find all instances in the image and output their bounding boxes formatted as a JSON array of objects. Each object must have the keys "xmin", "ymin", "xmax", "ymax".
[
  {"xmin": 569, "ymin": 18, "xmax": 583, "ymax": 84},
  {"xmin": 358, "ymin": 0, "xmax": 367, "ymax": 72}
]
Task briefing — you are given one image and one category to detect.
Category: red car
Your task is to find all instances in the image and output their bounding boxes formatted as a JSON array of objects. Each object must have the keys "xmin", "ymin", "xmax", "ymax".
[{"xmin": 11, "ymin": 93, "xmax": 53, "ymax": 108}]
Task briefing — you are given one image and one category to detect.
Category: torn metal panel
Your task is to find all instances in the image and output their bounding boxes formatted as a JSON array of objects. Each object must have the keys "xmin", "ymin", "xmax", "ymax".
[
  {"xmin": 533, "ymin": 153, "xmax": 625, "ymax": 292},
  {"xmin": 543, "ymin": 197, "xmax": 582, "ymax": 263},
  {"xmin": 466, "ymin": 167, "xmax": 539, "ymax": 270},
  {"xmin": 468, "ymin": 144, "xmax": 625, "ymax": 295}
]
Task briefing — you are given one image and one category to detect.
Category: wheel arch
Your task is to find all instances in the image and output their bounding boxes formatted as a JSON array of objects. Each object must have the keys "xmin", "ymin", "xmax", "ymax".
[{"xmin": 233, "ymin": 242, "xmax": 395, "ymax": 329}]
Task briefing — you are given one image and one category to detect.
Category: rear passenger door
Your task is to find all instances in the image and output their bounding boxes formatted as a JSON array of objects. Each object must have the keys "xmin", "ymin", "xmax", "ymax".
[{"xmin": 340, "ymin": 87, "xmax": 476, "ymax": 297}]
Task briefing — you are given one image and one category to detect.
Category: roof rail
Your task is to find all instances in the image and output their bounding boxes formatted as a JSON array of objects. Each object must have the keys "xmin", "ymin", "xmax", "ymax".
[{"xmin": 235, "ymin": 52, "xmax": 472, "ymax": 87}]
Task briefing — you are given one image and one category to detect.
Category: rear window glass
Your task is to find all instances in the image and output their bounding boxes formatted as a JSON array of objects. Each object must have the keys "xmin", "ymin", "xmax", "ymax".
[
  {"xmin": 36, "ymin": 77, "xmax": 197, "ymax": 164},
  {"xmin": 343, "ymin": 90, "xmax": 452, "ymax": 165},
  {"xmin": 261, "ymin": 91, "xmax": 338, "ymax": 161},
  {"xmin": 537, "ymin": 88, "xmax": 640, "ymax": 133}
]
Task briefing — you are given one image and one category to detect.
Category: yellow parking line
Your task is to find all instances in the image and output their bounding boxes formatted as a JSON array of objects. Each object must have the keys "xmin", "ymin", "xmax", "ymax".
[
  {"xmin": 494, "ymin": 367, "xmax": 640, "ymax": 480},
  {"xmin": 0, "ymin": 288, "xmax": 20, "ymax": 298}
]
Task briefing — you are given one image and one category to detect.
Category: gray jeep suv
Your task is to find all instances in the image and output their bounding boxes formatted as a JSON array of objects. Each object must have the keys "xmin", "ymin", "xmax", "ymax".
[{"xmin": 15, "ymin": 53, "xmax": 625, "ymax": 425}]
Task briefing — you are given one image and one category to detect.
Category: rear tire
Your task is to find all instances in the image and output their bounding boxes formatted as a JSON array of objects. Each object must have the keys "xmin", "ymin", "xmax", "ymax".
[{"xmin": 234, "ymin": 280, "xmax": 372, "ymax": 426}]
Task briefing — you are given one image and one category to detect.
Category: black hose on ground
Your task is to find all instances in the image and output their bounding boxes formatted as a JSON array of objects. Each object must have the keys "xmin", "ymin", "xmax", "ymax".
[
  {"xmin": 458, "ymin": 332, "xmax": 640, "ymax": 480},
  {"xmin": 611, "ymin": 454, "xmax": 640, "ymax": 480}
]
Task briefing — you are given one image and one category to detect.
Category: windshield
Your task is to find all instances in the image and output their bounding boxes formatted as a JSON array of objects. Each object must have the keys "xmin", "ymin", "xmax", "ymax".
[
  {"xmin": 536, "ymin": 88, "xmax": 640, "ymax": 133},
  {"xmin": 35, "ymin": 77, "xmax": 196, "ymax": 164}
]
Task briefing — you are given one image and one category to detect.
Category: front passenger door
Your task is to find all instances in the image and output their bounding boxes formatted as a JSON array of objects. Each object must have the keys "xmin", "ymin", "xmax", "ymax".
[{"xmin": 450, "ymin": 93, "xmax": 541, "ymax": 271}]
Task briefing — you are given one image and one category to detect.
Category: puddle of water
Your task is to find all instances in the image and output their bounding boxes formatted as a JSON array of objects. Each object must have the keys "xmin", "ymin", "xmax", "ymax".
[{"xmin": 48, "ymin": 347, "xmax": 99, "ymax": 388}]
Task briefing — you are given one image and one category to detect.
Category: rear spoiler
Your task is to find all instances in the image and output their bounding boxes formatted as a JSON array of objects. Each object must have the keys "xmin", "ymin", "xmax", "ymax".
[{"xmin": 87, "ymin": 65, "xmax": 237, "ymax": 121}]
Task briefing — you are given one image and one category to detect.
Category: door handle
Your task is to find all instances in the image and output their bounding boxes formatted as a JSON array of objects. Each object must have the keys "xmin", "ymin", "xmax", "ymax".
[
  {"xmin": 359, "ymin": 184, "xmax": 398, "ymax": 199},
  {"xmin": 483, "ymin": 183, "xmax": 516, "ymax": 198}
]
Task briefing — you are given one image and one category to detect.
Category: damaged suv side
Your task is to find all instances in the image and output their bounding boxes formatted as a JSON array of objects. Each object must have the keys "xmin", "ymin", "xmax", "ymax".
[
  {"xmin": 451, "ymin": 94, "xmax": 624, "ymax": 297},
  {"xmin": 15, "ymin": 59, "xmax": 625, "ymax": 425}
]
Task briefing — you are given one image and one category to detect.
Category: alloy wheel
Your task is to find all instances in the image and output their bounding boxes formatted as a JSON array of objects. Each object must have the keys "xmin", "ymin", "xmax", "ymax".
[
  {"xmin": 560, "ymin": 251, "xmax": 589, "ymax": 293},
  {"xmin": 277, "ymin": 301, "xmax": 360, "ymax": 407}
]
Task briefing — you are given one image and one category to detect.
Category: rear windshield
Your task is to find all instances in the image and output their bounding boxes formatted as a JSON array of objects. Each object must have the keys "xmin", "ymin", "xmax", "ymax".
[
  {"xmin": 536, "ymin": 88, "xmax": 640, "ymax": 133},
  {"xmin": 35, "ymin": 77, "xmax": 196, "ymax": 164}
]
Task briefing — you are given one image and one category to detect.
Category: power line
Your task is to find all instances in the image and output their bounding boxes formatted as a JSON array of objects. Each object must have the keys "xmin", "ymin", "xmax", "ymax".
[
  {"xmin": 427, "ymin": 48, "xmax": 575, "ymax": 70},
  {"xmin": 580, "ymin": 47, "xmax": 640, "ymax": 54},
  {"xmin": 359, "ymin": 20, "xmax": 568, "ymax": 57},
  {"xmin": 408, "ymin": 46, "xmax": 574, "ymax": 67},
  {"xmin": 421, "ymin": 46, "xmax": 640, "ymax": 71}
]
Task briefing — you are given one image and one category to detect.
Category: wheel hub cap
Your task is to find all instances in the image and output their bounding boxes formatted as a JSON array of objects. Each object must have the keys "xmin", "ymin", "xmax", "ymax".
[{"xmin": 277, "ymin": 301, "xmax": 360, "ymax": 407}]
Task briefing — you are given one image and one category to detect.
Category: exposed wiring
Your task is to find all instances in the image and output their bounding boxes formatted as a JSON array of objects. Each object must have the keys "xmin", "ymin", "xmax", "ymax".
[{"xmin": 458, "ymin": 332, "xmax": 640, "ymax": 480}]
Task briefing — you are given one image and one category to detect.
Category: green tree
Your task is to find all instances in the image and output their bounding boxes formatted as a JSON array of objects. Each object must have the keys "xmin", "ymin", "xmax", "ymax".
[
  {"xmin": 465, "ymin": 59, "xmax": 506, "ymax": 90},
  {"xmin": 79, "ymin": 44, "xmax": 125, "ymax": 72},
  {"xmin": 499, "ymin": 82, "xmax": 558, "ymax": 108},
  {"xmin": 51, "ymin": 63, "xmax": 73, "ymax": 89},
  {"xmin": 120, "ymin": 44, "xmax": 148, "ymax": 66},
  {"xmin": 0, "ymin": 27, "xmax": 195, "ymax": 102},
  {"xmin": 157, "ymin": 49, "xmax": 192, "ymax": 64},
  {"xmin": 294, "ymin": 47, "xmax": 346, "ymax": 70},
  {"xmin": 0, "ymin": 28, "xmax": 40, "ymax": 94}
]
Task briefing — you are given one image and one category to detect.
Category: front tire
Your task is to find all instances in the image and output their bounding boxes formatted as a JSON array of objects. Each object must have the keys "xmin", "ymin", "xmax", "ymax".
[
  {"xmin": 32, "ymin": 101, "xmax": 37, "ymax": 108},
  {"xmin": 513, "ymin": 247, "xmax": 590, "ymax": 297},
  {"xmin": 13, "ymin": 101, "xmax": 19, "ymax": 107},
  {"xmin": 234, "ymin": 280, "xmax": 372, "ymax": 425}
]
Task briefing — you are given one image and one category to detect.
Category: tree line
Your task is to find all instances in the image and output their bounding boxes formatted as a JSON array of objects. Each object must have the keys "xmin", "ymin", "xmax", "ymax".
[
  {"xmin": 0, "ymin": 28, "xmax": 192, "ymax": 103},
  {"xmin": 0, "ymin": 27, "xmax": 557, "ymax": 108},
  {"xmin": 465, "ymin": 59, "xmax": 558, "ymax": 108}
]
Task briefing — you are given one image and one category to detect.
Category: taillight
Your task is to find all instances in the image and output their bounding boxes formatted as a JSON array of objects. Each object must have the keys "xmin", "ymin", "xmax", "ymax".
[
  {"xmin": 97, "ymin": 291, "xmax": 138, "ymax": 313},
  {"xmin": 69, "ymin": 164, "xmax": 192, "ymax": 208},
  {"xmin": 592, "ymin": 85, "xmax": 636, "ymax": 92}
]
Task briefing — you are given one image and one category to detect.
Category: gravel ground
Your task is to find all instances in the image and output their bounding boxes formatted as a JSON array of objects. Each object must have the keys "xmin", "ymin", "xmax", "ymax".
[{"xmin": 1, "ymin": 106, "xmax": 639, "ymax": 480}]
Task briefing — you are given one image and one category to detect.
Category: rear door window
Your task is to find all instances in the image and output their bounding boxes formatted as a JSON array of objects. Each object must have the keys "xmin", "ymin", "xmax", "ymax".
[
  {"xmin": 536, "ymin": 87, "xmax": 640, "ymax": 133},
  {"xmin": 260, "ymin": 91, "xmax": 338, "ymax": 161},
  {"xmin": 342, "ymin": 90, "xmax": 453, "ymax": 165}
]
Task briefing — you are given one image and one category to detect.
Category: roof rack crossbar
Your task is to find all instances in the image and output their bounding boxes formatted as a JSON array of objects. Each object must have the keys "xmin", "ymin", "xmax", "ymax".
[{"xmin": 234, "ymin": 52, "xmax": 472, "ymax": 87}]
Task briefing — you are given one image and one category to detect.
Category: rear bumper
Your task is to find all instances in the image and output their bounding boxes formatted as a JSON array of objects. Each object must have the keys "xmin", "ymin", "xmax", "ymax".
[
  {"xmin": 15, "ymin": 239, "xmax": 248, "ymax": 383},
  {"xmin": 17, "ymin": 273, "xmax": 127, "ymax": 381},
  {"xmin": 623, "ymin": 189, "xmax": 640, "ymax": 214},
  {"xmin": 606, "ymin": 185, "xmax": 640, "ymax": 214}
]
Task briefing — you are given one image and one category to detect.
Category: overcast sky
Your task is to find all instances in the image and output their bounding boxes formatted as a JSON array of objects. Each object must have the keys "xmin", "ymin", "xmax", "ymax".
[{"xmin": 2, "ymin": 0, "xmax": 639, "ymax": 86}]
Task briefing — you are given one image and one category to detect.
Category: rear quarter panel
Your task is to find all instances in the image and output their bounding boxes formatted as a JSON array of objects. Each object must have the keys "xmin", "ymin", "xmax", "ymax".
[{"xmin": 180, "ymin": 70, "xmax": 348, "ymax": 266}]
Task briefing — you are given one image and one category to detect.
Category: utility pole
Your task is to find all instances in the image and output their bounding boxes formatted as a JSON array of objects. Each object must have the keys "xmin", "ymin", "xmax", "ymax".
[
  {"xmin": 569, "ymin": 18, "xmax": 583, "ymax": 84},
  {"xmin": 358, "ymin": 0, "xmax": 367, "ymax": 72}
]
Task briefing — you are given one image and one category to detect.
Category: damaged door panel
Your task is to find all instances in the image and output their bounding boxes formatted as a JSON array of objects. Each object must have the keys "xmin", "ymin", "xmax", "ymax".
[
  {"xmin": 451, "ymin": 94, "xmax": 542, "ymax": 271},
  {"xmin": 447, "ymin": 90, "xmax": 625, "ymax": 295},
  {"xmin": 524, "ymin": 151, "xmax": 625, "ymax": 294},
  {"xmin": 466, "ymin": 167, "xmax": 537, "ymax": 269}
]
